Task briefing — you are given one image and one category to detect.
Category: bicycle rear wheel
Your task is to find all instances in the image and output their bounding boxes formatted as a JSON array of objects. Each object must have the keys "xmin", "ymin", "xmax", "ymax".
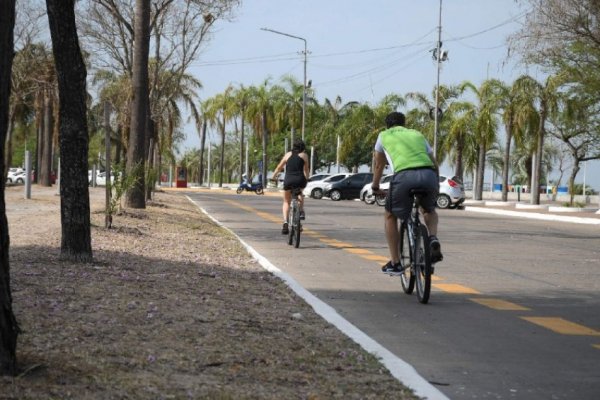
[
  {"xmin": 287, "ymin": 205, "xmax": 294, "ymax": 245},
  {"xmin": 293, "ymin": 207, "xmax": 301, "ymax": 248},
  {"xmin": 399, "ymin": 221, "xmax": 415, "ymax": 294},
  {"xmin": 414, "ymin": 224, "xmax": 432, "ymax": 304}
]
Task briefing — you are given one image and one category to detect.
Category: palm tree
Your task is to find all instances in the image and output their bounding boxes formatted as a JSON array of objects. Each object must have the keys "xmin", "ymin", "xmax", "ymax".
[
  {"xmin": 246, "ymin": 79, "xmax": 279, "ymax": 187},
  {"xmin": 459, "ymin": 80, "xmax": 501, "ymax": 200},
  {"xmin": 511, "ymin": 74, "xmax": 562, "ymax": 204},
  {"xmin": 204, "ymin": 85, "xmax": 235, "ymax": 187},
  {"xmin": 443, "ymin": 101, "xmax": 478, "ymax": 183},
  {"xmin": 233, "ymin": 84, "xmax": 251, "ymax": 179}
]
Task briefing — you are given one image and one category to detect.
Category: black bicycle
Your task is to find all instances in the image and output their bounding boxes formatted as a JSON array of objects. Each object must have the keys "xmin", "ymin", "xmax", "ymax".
[
  {"xmin": 376, "ymin": 188, "xmax": 433, "ymax": 304},
  {"xmin": 399, "ymin": 189, "xmax": 433, "ymax": 304},
  {"xmin": 287, "ymin": 188, "xmax": 303, "ymax": 248}
]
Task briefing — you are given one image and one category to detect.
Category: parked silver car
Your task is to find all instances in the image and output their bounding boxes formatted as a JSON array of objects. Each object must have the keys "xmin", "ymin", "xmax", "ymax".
[
  {"xmin": 361, "ymin": 173, "xmax": 465, "ymax": 209},
  {"xmin": 437, "ymin": 175, "xmax": 465, "ymax": 208}
]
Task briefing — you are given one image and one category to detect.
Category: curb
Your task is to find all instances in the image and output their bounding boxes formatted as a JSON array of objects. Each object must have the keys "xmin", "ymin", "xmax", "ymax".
[{"xmin": 465, "ymin": 206, "xmax": 600, "ymax": 225}]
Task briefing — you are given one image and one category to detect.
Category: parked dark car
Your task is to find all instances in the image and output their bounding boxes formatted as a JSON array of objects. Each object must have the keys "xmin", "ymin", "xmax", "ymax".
[{"xmin": 323, "ymin": 173, "xmax": 373, "ymax": 201}]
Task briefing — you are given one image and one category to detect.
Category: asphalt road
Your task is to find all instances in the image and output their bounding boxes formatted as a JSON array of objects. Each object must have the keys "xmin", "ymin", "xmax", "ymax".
[{"xmin": 187, "ymin": 190, "xmax": 600, "ymax": 400}]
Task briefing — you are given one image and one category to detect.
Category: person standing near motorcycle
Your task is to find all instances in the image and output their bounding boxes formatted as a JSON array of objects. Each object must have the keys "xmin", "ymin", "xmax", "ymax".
[{"xmin": 272, "ymin": 139, "xmax": 309, "ymax": 234}]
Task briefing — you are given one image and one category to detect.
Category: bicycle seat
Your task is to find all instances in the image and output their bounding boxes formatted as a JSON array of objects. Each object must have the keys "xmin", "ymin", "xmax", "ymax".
[{"xmin": 291, "ymin": 188, "xmax": 303, "ymax": 197}]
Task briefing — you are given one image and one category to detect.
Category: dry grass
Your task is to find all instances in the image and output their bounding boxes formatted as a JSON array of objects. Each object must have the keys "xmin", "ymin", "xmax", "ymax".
[{"xmin": 1, "ymin": 185, "xmax": 418, "ymax": 399}]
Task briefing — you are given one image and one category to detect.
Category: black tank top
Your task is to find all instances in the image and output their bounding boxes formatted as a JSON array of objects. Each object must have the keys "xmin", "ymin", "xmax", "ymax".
[{"xmin": 285, "ymin": 151, "xmax": 304, "ymax": 177}]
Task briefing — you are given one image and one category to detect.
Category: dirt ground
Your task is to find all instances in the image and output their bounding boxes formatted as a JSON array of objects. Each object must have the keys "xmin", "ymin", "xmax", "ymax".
[{"xmin": 1, "ymin": 184, "xmax": 418, "ymax": 400}]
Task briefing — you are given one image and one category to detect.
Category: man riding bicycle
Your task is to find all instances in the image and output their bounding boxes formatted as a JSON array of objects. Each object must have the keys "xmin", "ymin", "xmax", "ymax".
[
  {"xmin": 273, "ymin": 139, "xmax": 309, "ymax": 235},
  {"xmin": 371, "ymin": 112, "xmax": 443, "ymax": 275}
]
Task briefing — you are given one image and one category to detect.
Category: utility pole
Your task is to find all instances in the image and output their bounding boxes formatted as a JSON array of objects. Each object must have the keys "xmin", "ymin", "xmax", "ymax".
[
  {"xmin": 261, "ymin": 27, "xmax": 308, "ymax": 141},
  {"xmin": 433, "ymin": 0, "xmax": 443, "ymax": 159}
]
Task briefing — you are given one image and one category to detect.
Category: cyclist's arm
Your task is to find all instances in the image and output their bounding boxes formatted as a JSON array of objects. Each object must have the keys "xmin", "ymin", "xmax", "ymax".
[
  {"xmin": 301, "ymin": 153, "xmax": 309, "ymax": 180},
  {"xmin": 371, "ymin": 150, "xmax": 387, "ymax": 191},
  {"xmin": 273, "ymin": 152, "xmax": 290, "ymax": 178}
]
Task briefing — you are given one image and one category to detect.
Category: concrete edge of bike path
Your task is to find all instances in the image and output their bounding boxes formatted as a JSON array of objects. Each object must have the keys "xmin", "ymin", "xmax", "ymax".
[
  {"xmin": 464, "ymin": 206, "xmax": 600, "ymax": 225},
  {"xmin": 186, "ymin": 195, "xmax": 450, "ymax": 400}
]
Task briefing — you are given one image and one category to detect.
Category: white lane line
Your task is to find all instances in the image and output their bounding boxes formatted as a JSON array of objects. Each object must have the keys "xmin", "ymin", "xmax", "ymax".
[
  {"xmin": 188, "ymin": 196, "xmax": 449, "ymax": 400},
  {"xmin": 465, "ymin": 206, "xmax": 600, "ymax": 225}
]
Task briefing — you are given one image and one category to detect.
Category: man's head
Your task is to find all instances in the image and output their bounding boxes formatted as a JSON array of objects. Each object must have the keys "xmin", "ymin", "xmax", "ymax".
[
  {"xmin": 385, "ymin": 112, "xmax": 405, "ymax": 128},
  {"xmin": 292, "ymin": 139, "xmax": 306, "ymax": 153}
]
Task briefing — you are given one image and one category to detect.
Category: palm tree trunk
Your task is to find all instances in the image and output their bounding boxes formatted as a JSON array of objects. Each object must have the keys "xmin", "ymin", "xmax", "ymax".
[
  {"xmin": 531, "ymin": 103, "xmax": 546, "ymax": 205},
  {"xmin": 501, "ymin": 120, "xmax": 513, "ymax": 202},
  {"xmin": 475, "ymin": 142, "xmax": 486, "ymax": 200},
  {"xmin": 454, "ymin": 135, "xmax": 464, "ymax": 182},
  {"xmin": 126, "ymin": 0, "xmax": 150, "ymax": 209},
  {"xmin": 239, "ymin": 112, "xmax": 245, "ymax": 183},
  {"xmin": 40, "ymin": 89, "xmax": 53, "ymax": 186},
  {"xmin": 219, "ymin": 115, "xmax": 225, "ymax": 187},
  {"xmin": 198, "ymin": 120, "xmax": 207, "ymax": 185},
  {"xmin": 568, "ymin": 163, "xmax": 580, "ymax": 206},
  {"xmin": 0, "ymin": 0, "xmax": 19, "ymax": 377},
  {"xmin": 261, "ymin": 110, "xmax": 268, "ymax": 188}
]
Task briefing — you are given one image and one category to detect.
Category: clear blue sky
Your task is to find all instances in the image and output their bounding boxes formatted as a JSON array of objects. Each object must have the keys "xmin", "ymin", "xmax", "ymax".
[{"xmin": 185, "ymin": 0, "xmax": 599, "ymax": 191}]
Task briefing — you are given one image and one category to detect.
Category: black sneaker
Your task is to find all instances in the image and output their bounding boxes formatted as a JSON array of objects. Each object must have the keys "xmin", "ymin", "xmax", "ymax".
[
  {"xmin": 299, "ymin": 210, "xmax": 306, "ymax": 220},
  {"xmin": 381, "ymin": 260, "xmax": 404, "ymax": 275},
  {"xmin": 281, "ymin": 222, "xmax": 289, "ymax": 235},
  {"xmin": 429, "ymin": 235, "xmax": 443, "ymax": 263}
]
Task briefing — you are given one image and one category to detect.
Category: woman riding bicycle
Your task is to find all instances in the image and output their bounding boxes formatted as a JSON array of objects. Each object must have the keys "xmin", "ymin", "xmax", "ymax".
[{"xmin": 273, "ymin": 139, "xmax": 309, "ymax": 235}]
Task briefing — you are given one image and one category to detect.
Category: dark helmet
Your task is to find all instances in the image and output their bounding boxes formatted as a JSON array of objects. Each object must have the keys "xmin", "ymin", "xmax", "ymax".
[
  {"xmin": 385, "ymin": 111, "xmax": 405, "ymax": 128},
  {"xmin": 292, "ymin": 139, "xmax": 306, "ymax": 153}
]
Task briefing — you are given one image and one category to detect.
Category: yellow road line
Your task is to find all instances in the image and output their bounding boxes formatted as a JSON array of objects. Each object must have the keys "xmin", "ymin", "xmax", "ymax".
[
  {"xmin": 592, "ymin": 344, "xmax": 600, "ymax": 350},
  {"xmin": 521, "ymin": 317, "xmax": 600, "ymax": 336},
  {"xmin": 360, "ymin": 254, "xmax": 389, "ymax": 262},
  {"xmin": 345, "ymin": 248, "xmax": 372, "ymax": 255},
  {"xmin": 433, "ymin": 283, "xmax": 480, "ymax": 294},
  {"xmin": 470, "ymin": 298, "xmax": 530, "ymax": 311}
]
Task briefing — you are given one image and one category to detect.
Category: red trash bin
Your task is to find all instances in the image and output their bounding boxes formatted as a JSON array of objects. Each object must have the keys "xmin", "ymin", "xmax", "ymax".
[{"xmin": 176, "ymin": 167, "xmax": 187, "ymax": 188}]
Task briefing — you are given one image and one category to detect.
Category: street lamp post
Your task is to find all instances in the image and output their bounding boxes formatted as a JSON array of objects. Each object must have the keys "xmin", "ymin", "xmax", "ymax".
[
  {"xmin": 261, "ymin": 27, "xmax": 307, "ymax": 141},
  {"xmin": 433, "ymin": 0, "xmax": 443, "ymax": 159}
]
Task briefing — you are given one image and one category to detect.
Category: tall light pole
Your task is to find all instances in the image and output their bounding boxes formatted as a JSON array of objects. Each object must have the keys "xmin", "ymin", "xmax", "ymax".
[
  {"xmin": 433, "ymin": 0, "xmax": 443, "ymax": 159},
  {"xmin": 261, "ymin": 27, "xmax": 307, "ymax": 141}
]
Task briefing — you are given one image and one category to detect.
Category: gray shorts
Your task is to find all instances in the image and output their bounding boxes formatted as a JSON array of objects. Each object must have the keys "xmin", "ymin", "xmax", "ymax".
[{"xmin": 385, "ymin": 168, "xmax": 439, "ymax": 220}]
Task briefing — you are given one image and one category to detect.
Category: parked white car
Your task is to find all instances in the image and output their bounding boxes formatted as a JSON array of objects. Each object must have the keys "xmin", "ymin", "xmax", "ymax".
[
  {"xmin": 6, "ymin": 168, "xmax": 26, "ymax": 184},
  {"xmin": 303, "ymin": 173, "xmax": 352, "ymax": 199},
  {"xmin": 360, "ymin": 174, "xmax": 393, "ymax": 204}
]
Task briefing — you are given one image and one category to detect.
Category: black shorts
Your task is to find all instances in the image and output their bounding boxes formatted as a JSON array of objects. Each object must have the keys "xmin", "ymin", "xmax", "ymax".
[
  {"xmin": 385, "ymin": 168, "xmax": 438, "ymax": 220},
  {"xmin": 283, "ymin": 175, "xmax": 307, "ymax": 191}
]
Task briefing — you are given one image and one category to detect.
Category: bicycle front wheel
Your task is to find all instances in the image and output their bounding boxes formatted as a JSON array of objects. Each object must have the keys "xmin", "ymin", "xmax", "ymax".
[
  {"xmin": 399, "ymin": 221, "xmax": 415, "ymax": 294},
  {"xmin": 414, "ymin": 224, "xmax": 432, "ymax": 304}
]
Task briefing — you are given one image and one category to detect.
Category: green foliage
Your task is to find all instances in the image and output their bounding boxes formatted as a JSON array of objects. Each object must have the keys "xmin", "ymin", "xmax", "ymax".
[{"xmin": 106, "ymin": 162, "xmax": 141, "ymax": 220}]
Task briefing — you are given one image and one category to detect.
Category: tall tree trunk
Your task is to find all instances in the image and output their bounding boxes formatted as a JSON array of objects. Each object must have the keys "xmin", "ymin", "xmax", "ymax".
[
  {"xmin": 239, "ymin": 112, "xmax": 245, "ymax": 183},
  {"xmin": 531, "ymin": 105, "xmax": 546, "ymax": 205},
  {"xmin": 3, "ymin": 104, "xmax": 15, "ymax": 177},
  {"xmin": 501, "ymin": 119, "xmax": 513, "ymax": 202},
  {"xmin": 261, "ymin": 110, "xmax": 268, "ymax": 188},
  {"xmin": 474, "ymin": 141, "xmax": 486, "ymax": 200},
  {"xmin": 219, "ymin": 115, "xmax": 225, "ymax": 187},
  {"xmin": 198, "ymin": 119, "xmax": 207, "ymax": 185},
  {"xmin": 454, "ymin": 135, "xmax": 464, "ymax": 183},
  {"xmin": 47, "ymin": 0, "xmax": 92, "ymax": 262},
  {"xmin": 568, "ymin": 163, "xmax": 580, "ymax": 206},
  {"xmin": 35, "ymin": 106, "xmax": 43, "ymax": 184},
  {"xmin": 145, "ymin": 117, "xmax": 155, "ymax": 201},
  {"xmin": 39, "ymin": 89, "xmax": 54, "ymax": 186},
  {"xmin": 126, "ymin": 0, "xmax": 150, "ymax": 209},
  {"xmin": 0, "ymin": 0, "xmax": 19, "ymax": 377}
]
